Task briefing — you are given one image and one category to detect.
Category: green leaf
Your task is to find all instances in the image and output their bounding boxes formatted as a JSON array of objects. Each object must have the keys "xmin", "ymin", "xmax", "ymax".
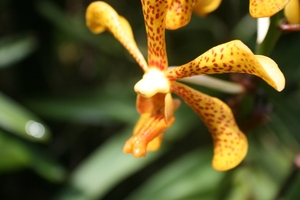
[
  {"xmin": 232, "ymin": 14, "xmax": 256, "ymax": 43},
  {"xmin": 0, "ymin": 130, "xmax": 31, "ymax": 171},
  {"xmin": 52, "ymin": 101, "xmax": 201, "ymax": 200},
  {"xmin": 0, "ymin": 33, "xmax": 38, "ymax": 68},
  {"xmin": 36, "ymin": 0, "xmax": 123, "ymax": 55},
  {"xmin": 24, "ymin": 90, "xmax": 137, "ymax": 125},
  {"xmin": 0, "ymin": 130, "xmax": 65, "ymax": 182},
  {"xmin": 54, "ymin": 127, "xmax": 162, "ymax": 200},
  {"xmin": 30, "ymin": 150, "xmax": 66, "ymax": 182},
  {"xmin": 126, "ymin": 148, "xmax": 224, "ymax": 200},
  {"xmin": 0, "ymin": 91, "xmax": 51, "ymax": 142}
]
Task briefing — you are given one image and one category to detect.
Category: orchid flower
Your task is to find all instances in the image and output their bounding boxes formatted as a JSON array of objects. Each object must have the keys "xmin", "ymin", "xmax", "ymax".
[{"xmin": 86, "ymin": 1, "xmax": 285, "ymax": 171}]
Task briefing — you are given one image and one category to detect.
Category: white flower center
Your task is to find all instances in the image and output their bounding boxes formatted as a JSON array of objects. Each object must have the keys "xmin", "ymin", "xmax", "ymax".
[{"xmin": 134, "ymin": 68, "xmax": 170, "ymax": 98}]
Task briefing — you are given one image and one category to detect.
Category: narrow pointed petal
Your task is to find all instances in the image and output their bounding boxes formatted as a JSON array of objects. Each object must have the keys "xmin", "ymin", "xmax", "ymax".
[
  {"xmin": 193, "ymin": 0, "xmax": 222, "ymax": 16},
  {"xmin": 167, "ymin": 40, "xmax": 285, "ymax": 91},
  {"xmin": 86, "ymin": 1, "xmax": 148, "ymax": 71},
  {"xmin": 165, "ymin": 0, "xmax": 195, "ymax": 30},
  {"xmin": 249, "ymin": 0, "xmax": 289, "ymax": 18},
  {"xmin": 171, "ymin": 82, "xmax": 248, "ymax": 171},
  {"xmin": 141, "ymin": 0, "xmax": 168, "ymax": 70},
  {"xmin": 284, "ymin": 0, "xmax": 300, "ymax": 24},
  {"xmin": 164, "ymin": 93, "xmax": 181, "ymax": 122}
]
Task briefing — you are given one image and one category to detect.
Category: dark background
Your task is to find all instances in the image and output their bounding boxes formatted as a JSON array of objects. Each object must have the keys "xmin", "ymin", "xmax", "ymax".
[{"xmin": 0, "ymin": 0, "xmax": 300, "ymax": 199}]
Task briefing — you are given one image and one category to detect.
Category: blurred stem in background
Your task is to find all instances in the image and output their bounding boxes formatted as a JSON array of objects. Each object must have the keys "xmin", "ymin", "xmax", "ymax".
[
  {"xmin": 256, "ymin": 12, "xmax": 283, "ymax": 56},
  {"xmin": 274, "ymin": 154, "xmax": 300, "ymax": 200}
]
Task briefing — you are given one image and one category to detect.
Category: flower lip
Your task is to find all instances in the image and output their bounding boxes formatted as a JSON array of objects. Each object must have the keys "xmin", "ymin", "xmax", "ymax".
[{"xmin": 134, "ymin": 68, "xmax": 171, "ymax": 98}]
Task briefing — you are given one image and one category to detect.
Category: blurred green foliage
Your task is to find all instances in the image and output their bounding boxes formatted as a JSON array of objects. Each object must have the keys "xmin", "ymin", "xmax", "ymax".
[{"xmin": 0, "ymin": 0, "xmax": 300, "ymax": 199}]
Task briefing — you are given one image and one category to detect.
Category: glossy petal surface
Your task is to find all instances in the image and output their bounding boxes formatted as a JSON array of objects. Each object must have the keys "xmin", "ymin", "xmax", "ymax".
[
  {"xmin": 284, "ymin": 0, "xmax": 300, "ymax": 24},
  {"xmin": 141, "ymin": 0, "xmax": 168, "ymax": 70},
  {"xmin": 249, "ymin": 0, "xmax": 289, "ymax": 18},
  {"xmin": 165, "ymin": 0, "xmax": 195, "ymax": 30},
  {"xmin": 171, "ymin": 82, "xmax": 248, "ymax": 171},
  {"xmin": 167, "ymin": 40, "xmax": 285, "ymax": 91},
  {"xmin": 86, "ymin": 1, "xmax": 148, "ymax": 71},
  {"xmin": 193, "ymin": 0, "xmax": 222, "ymax": 16}
]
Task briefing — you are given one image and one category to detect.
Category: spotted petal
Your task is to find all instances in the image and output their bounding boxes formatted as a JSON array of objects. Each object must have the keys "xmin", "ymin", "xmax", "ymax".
[
  {"xmin": 166, "ymin": 0, "xmax": 195, "ymax": 30},
  {"xmin": 141, "ymin": 0, "xmax": 168, "ymax": 70},
  {"xmin": 193, "ymin": 0, "xmax": 222, "ymax": 16},
  {"xmin": 86, "ymin": 1, "xmax": 148, "ymax": 71},
  {"xmin": 171, "ymin": 81, "xmax": 248, "ymax": 171},
  {"xmin": 167, "ymin": 40, "xmax": 285, "ymax": 92},
  {"xmin": 249, "ymin": 0, "xmax": 289, "ymax": 18}
]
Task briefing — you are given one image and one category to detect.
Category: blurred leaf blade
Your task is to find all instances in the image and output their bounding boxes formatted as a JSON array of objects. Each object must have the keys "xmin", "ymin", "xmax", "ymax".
[
  {"xmin": 54, "ymin": 101, "xmax": 202, "ymax": 200},
  {"xmin": 0, "ymin": 91, "xmax": 51, "ymax": 142},
  {"xmin": 0, "ymin": 129, "xmax": 66, "ymax": 182},
  {"xmin": 24, "ymin": 89, "xmax": 138, "ymax": 125},
  {"xmin": 0, "ymin": 33, "xmax": 38, "ymax": 68},
  {"xmin": 36, "ymin": 0, "xmax": 123, "ymax": 55},
  {"xmin": 54, "ymin": 127, "xmax": 162, "ymax": 200},
  {"xmin": 0, "ymin": 129, "xmax": 31, "ymax": 172},
  {"xmin": 30, "ymin": 150, "xmax": 67, "ymax": 182},
  {"xmin": 126, "ymin": 148, "xmax": 224, "ymax": 200}
]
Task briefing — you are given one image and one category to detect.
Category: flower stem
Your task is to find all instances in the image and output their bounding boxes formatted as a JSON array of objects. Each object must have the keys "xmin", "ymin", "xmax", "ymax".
[
  {"xmin": 273, "ymin": 154, "xmax": 300, "ymax": 200},
  {"xmin": 256, "ymin": 11, "xmax": 284, "ymax": 56},
  {"xmin": 179, "ymin": 74, "xmax": 245, "ymax": 94}
]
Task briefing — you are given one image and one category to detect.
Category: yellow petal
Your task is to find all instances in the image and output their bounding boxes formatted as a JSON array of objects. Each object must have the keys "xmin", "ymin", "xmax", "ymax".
[
  {"xmin": 249, "ymin": 0, "xmax": 289, "ymax": 18},
  {"xmin": 147, "ymin": 134, "xmax": 164, "ymax": 151},
  {"xmin": 165, "ymin": 93, "xmax": 181, "ymax": 122},
  {"xmin": 284, "ymin": 0, "xmax": 300, "ymax": 24},
  {"xmin": 141, "ymin": 0, "xmax": 168, "ymax": 70},
  {"xmin": 86, "ymin": 1, "xmax": 148, "ymax": 71},
  {"xmin": 165, "ymin": 0, "xmax": 194, "ymax": 30},
  {"xmin": 255, "ymin": 55, "xmax": 285, "ymax": 91},
  {"xmin": 167, "ymin": 40, "xmax": 285, "ymax": 92},
  {"xmin": 171, "ymin": 81, "xmax": 248, "ymax": 171},
  {"xmin": 193, "ymin": 0, "xmax": 222, "ymax": 16},
  {"xmin": 123, "ymin": 94, "xmax": 176, "ymax": 157}
]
